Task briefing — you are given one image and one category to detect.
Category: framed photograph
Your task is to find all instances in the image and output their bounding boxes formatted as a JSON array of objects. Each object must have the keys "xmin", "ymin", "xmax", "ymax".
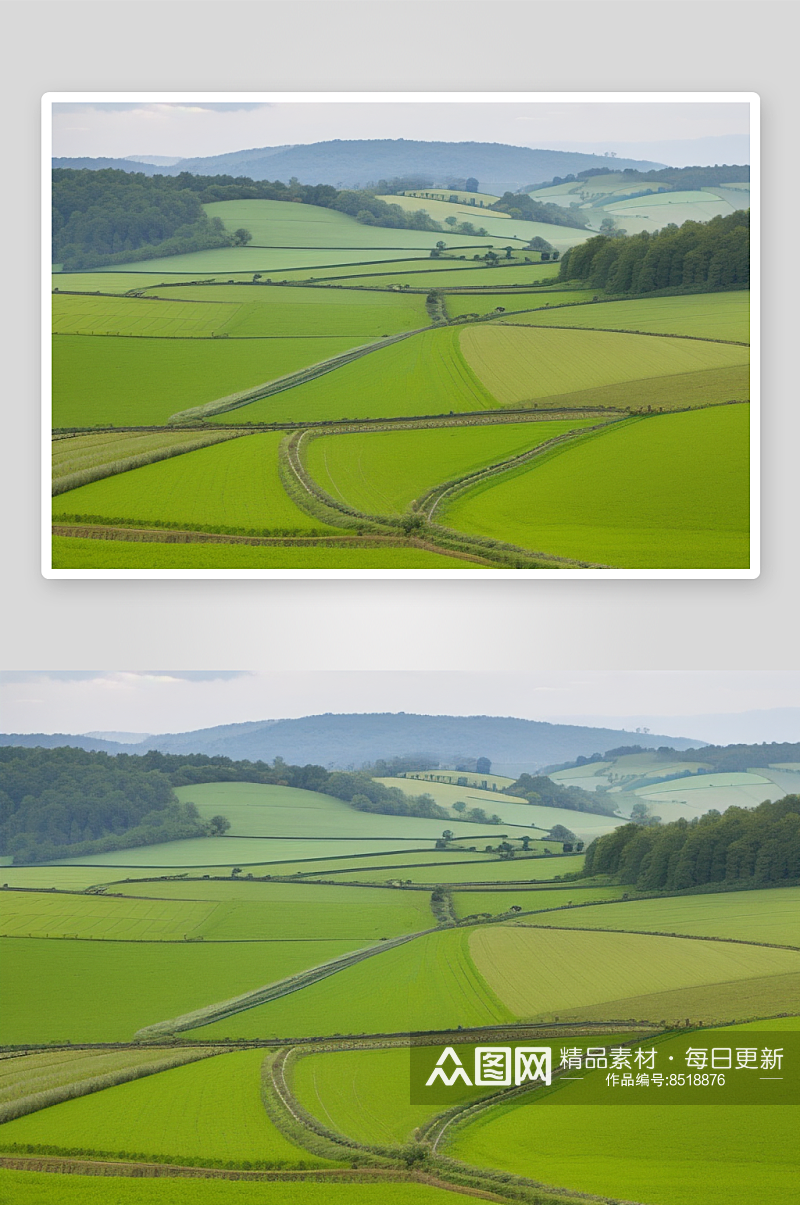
[{"xmin": 43, "ymin": 92, "xmax": 758, "ymax": 578}]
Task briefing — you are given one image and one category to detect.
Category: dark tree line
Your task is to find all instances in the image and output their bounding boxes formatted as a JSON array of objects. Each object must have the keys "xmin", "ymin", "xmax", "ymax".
[
  {"xmin": 0, "ymin": 746, "xmax": 214, "ymax": 865},
  {"xmin": 52, "ymin": 168, "xmax": 487, "ymax": 272},
  {"xmin": 557, "ymin": 209, "xmax": 749, "ymax": 294},
  {"xmin": 489, "ymin": 192, "xmax": 590, "ymax": 230},
  {"xmin": 0, "ymin": 747, "xmax": 502, "ymax": 864},
  {"xmin": 502, "ymin": 773, "xmax": 618, "ymax": 816},
  {"xmin": 582, "ymin": 795, "xmax": 800, "ymax": 890}
]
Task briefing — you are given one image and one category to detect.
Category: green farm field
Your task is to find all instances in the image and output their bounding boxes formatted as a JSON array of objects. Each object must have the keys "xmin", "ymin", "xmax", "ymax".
[
  {"xmin": 51, "ymin": 538, "xmax": 485, "ymax": 570},
  {"xmin": 53, "ymin": 294, "xmax": 235, "ymax": 337},
  {"xmin": 55, "ymin": 286, "xmax": 428, "ymax": 339},
  {"xmin": 468, "ymin": 926, "xmax": 800, "ymax": 1020},
  {"xmin": 168, "ymin": 781, "xmax": 534, "ymax": 844},
  {"xmin": 146, "ymin": 283, "xmax": 427, "ymax": 334},
  {"xmin": 0, "ymin": 936, "xmax": 363, "ymax": 1044},
  {"xmin": 0, "ymin": 1174, "xmax": 468, "ymax": 1205},
  {"xmin": 52, "ymin": 333, "xmax": 369, "ymax": 427},
  {"xmin": 375, "ymin": 194, "xmax": 593, "ymax": 250},
  {"xmin": 0, "ymin": 881, "xmax": 433, "ymax": 942},
  {"xmin": 444, "ymin": 405, "xmax": 750, "ymax": 568},
  {"xmin": 310, "ymin": 855, "xmax": 587, "ymax": 884},
  {"xmin": 0, "ymin": 1046, "xmax": 214, "ymax": 1117},
  {"xmin": 0, "ymin": 1050, "xmax": 321, "ymax": 1168},
  {"xmin": 518, "ymin": 887, "xmax": 800, "ymax": 946},
  {"xmin": 458, "ymin": 323, "xmax": 750, "ymax": 405},
  {"xmin": 52, "ymin": 429, "xmax": 244, "ymax": 483},
  {"xmin": 444, "ymin": 289, "xmax": 599, "ymax": 318},
  {"xmin": 95, "ymin": 246, "xmax": 441, "ymax": 275},
  {"xmin": 451, "ymin": 885, "xmax": 627, "ymax": 918},
  {"xmin": 336, "ymin": 261, "xmax": 563, "ymax": 288},
  {"xmin": 204, "ymin": 198, "xmax": 502, "ymax": 254},
  {"xmin": 53, "ymin": 433, "xmax": 336, "ymax": 535},
  {"xmin": 190, "ymin": 927, "xmax": 512, "ymax": 1040},
  {"xmin": 44, "ymin": 836, "xmax": 482, "ymax": 868},
  {"xmin": 376, "ymin": 777, "xmax": 622, "ymax": 839},
  {"xmin": 305, "ymin": 418, "xmax": 598, "ymax": 515},
  {"xmin": 550, "ymin": 970, "xmax": 800, "ymax": 1026},
  {"xmin": 504, "ymin": 290, "xmax": 750, "ymax": 343},
  {"xmin": 447, "ymin": 1103, "xmax": 795, "ymax": 1205},
  {"xmin": 210, "ymin": 326, "xmax": 496, "ymax": 425}
]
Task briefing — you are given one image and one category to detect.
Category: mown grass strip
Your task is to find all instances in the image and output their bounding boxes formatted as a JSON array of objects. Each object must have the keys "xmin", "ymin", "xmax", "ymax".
[
  {"xmin": 0, "ymin": 1048, "xmax": 219, "ymax": 1125},
  {"xmin": 52, "ymin": 431, "xmax": 250, "ymax": 495}
]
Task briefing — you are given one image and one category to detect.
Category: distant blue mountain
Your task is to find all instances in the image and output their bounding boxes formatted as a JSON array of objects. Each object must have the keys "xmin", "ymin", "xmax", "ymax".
[
  {"xmin": 0, "ymin": 712, "xmax": 699, "ymax": 777},
  {"xmin": 53, "ymin": 138, "xmax": 664, "ymax": 194}
]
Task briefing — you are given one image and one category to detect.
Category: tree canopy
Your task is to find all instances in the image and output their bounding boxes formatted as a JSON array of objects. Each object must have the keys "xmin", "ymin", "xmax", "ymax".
[
  {"xmin": 0, "ymin": 745, "xmax": 212, "ymax": 864},
  {"xmin": 557, "ymin": 209, "xmax": 749, "ymax": 294},
  {"xmin": 582, "ymin": 795, "xmax": 800, "ymax": 890}
]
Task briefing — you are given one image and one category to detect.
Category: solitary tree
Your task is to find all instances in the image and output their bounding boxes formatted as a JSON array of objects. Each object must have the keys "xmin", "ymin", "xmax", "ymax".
[
  {"xmin": 232, "ymin": 228, "xmax": 252, "ymax": 245},
  {"xmin": 476, "ymin": 757, "xmax": 491, "ymax": 774},
  {"xmin": 453, "ymin": 801, "xmax": 467, "ymax": 814},
  {"xmin": 548, "ymin": 824, "xmax": 577, "ymax": 842},
  {"xmin": 208, "ymin": 815, "xmax": 230, "ymax": 835},
  {"xmin": 465, "ymin": 177, "xmax": 479, "ymax": 192}
]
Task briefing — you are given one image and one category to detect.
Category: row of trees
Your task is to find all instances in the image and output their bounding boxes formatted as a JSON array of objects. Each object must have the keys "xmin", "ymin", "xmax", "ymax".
[
  {"xmin": 489, "ymin": 191, "xmax": 590, "ymax": 230},
  {"xmin": 502, "ymin": 773, "xmax": 618, "ymax": 816},
  {"xmin": 52, "ymin": 169, "xmax": 246, "ymax": 270},
  {"xmin": 0, "ymin": 746, "xmax": 224, "ymax": 864},
  {"xmin": 582, "ymin": 795, "xmax": 800, "ymax": 890},
  {"xmin": 557, "ymin": 209, "xmax": 749, "ymax": 294},
  {"xmin": 53, "ymin": 168, "xmax": 498, "ymax": 272}
]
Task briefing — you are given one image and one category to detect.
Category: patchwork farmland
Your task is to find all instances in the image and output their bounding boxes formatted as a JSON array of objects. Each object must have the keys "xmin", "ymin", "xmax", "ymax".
[
  {"xmin": 2, "ymin": 737, "xmax": 797, "ymax": 1205},
  {"xmin": 50, "ymin": 172, "xmax": 751, "ymax": 571}
]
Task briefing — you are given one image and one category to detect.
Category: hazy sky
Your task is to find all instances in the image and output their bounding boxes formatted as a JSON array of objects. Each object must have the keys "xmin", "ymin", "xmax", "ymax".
[
  {"xmin": 1, "ymin": 672, "xmax": 795, "ymax": 742},
  {"xmin": 52, "ymin": 100, "xmax": 751, "ymax": 167}
]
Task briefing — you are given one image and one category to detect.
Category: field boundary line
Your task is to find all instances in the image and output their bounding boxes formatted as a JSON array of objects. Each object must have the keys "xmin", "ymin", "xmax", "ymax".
[
  {"xmin": 505, "ymin": 918, "xmax": 800, "ymax": 952},
  {"xmin": 51, "ymin": 431, "xmax": 250, "ymax": 496},
  {"xmin": 421, "ymin": 418, "xmax": 626, "ymax": 524},
  {"xmin": 52, "ymin": 525, "xmax": 439, "ymax": 548},
  {"xmin": 493, "ymin": 317, "xmax": 750, "ymax": 347},
  {"xmin": 0, "ymin": 1047, "xmax": 220, "ymax": 1126},
  {"xmin": 286, "ymin": 429, "xmax": 600, "ymax": 569},
  {"xmin": 165, "ymin": 327, "xmax": 431, "ymax": 422},
  {"xmin": 132, "ymin": 928, "xmax": 439, "ymax": 1039}
]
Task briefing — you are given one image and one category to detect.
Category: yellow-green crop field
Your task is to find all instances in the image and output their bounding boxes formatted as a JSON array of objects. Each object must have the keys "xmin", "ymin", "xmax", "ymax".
[
  {"xmin": 468, "ymin": 925, "xmax": 800, "ymax": 1021},
  {"xmin": 458, "ymin": 324, "xmax": 750, "ymax": 405},
  {"xmin": 504, "ymin": 290, "xmax": 750, "ymax": 343},
  {"xmin": 521, "ymin": 886, "xmax": 800, "ymax": 946}
]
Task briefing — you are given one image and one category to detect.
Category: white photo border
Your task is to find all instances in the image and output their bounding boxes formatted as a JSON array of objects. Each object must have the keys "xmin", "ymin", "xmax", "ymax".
[{"xmin": 42, "ymin": 91, "xmax": 759, "ymax": 581}]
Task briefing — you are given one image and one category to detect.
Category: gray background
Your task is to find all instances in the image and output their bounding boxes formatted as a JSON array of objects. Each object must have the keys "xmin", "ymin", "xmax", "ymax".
[{"xmin": 2, "ymin": 1, "xmax": 795, "ymax": 673}]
